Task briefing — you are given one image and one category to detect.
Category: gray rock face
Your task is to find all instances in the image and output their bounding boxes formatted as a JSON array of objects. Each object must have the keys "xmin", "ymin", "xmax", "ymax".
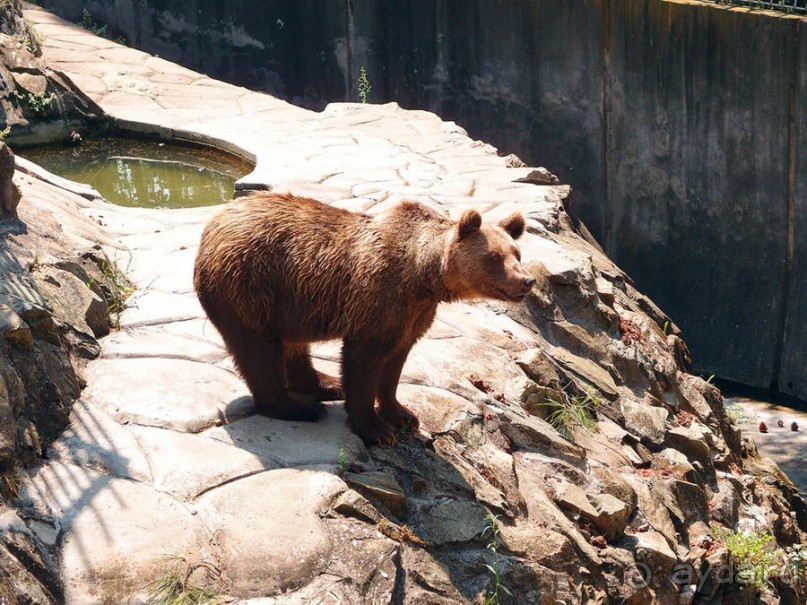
[{"xmin": 621, "ymin": 398, "xmax": 669, "ymax": 447}]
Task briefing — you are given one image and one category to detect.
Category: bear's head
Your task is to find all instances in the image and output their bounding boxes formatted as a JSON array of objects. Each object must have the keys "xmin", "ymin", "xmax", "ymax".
[{"xmin": 445, "ymin": 209, "xmax": 535, "ymax": 302}]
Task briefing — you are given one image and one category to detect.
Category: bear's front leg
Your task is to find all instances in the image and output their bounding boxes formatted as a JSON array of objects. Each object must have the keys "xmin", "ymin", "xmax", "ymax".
[
  {"xmin": 376, "ymin": 345, "xmax": 419, "ymax": 432},
  {"xmin": 342, "ymin": 339, "xmax": 396, "ymax": 445}
]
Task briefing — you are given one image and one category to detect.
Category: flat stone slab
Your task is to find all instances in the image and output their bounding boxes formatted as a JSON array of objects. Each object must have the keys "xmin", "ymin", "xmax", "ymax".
[
  {"xmin": 100, "ymin": 326, "xmax": 227, "ymax": 365},
  {"xmin": 82, "ymin": 357, "xmax": 251, "ymax": 432},
  {"xmin": 128, "ymin": 424, "xmax": 271, "ymax": 501},
  {"xmin": 118, "ymin": 290, "xmax": 207, "ymax": 328},
  {"xmin": 195, "ymin": 468, "xmax": 345, "ymax": 598},
  {"xmin": 48, "ymin": 399, "xmax": 151, "ymax": 483},
  {"xmin": 22, "ymin": 462, "xmax": 205, "ymax": 605},
  {"xmin": 203, "ymin": 406, "xmax": 367, "ymax": 469}
]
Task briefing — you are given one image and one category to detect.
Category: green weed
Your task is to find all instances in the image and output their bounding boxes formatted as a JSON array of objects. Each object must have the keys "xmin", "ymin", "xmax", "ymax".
[
  {"xmin": 482, "ymin": 513, "xmax": 512, "ymax": 605},
  {"xmin": 14, "ymin": 90, "xmax": 55, "ymax": 114},
  {"xmin": 336, "ymin": 447, "xmax": 349, "ymax": 476},
  {"xmin": 712, "ymin": 526, "xmax": 783, "ymax": 589},
  {"xmin": 87, "ymin": 256, "xmax": 134, "ymax": 329},
  {"xmin": 80, "ymin": 8, "xmax": 107, "ymax": 37},
  {"xmin": 541, "ymin": 386, "xmax": 600, "ymax": 442},
  {"xmin": 358, "ymin": 66, "xmax": 372, "ymax": 104},
  {"xmin": 20, "ymin": 19, "xmax": 43, "ymax": 52},
  {"xmin": 784, "ymin": 544, "xmax": 807, "ymax": 578}
]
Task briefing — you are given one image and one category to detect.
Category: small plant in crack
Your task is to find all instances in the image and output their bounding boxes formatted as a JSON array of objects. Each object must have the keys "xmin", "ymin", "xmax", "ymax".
[
  {"xmin": 540, "ymin": 385, "xmax": 600, "ymax": 442},
  {"xmin": 336, "ymin": 447, "xmax": 349, "ymax": 476},
  {"xmin": 357, "ymin": 66, "xmax": 372, "ymax": 104},
  {"xmin": 14, "ymin": 90, "xmax": 55, "ymax": 114},
  {"xmin": 145, "ymin": 552, "xmax": 218, "ymax": 605},
  {"xmin": 80, "ymin": 8, "xmax": 107, "ymax": 37},
  {"xmin": 711, "ymin": 526, "xmax": 783, "ymax": 590},
  {"xmin": 0, "ymin": 465, "xmax": 21, "ymax": 502},
  {"xmin": 86, "ymin": 256, "xmax": 134, "ymax": 329},
  {"xmin": 482, "ymin": 513, "xmax": 512, "ymax": 605}
]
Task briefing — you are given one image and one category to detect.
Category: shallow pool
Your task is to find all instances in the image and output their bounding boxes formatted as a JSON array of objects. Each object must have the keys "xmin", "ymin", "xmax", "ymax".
[{"xmin": 19, "ymin": 137, "xmax": 251, "ymax": 209}]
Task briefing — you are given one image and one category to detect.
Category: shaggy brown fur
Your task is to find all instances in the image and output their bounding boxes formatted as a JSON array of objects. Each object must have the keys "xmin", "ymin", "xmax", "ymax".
[{"xmin": 193, "ymin": 192, "xmax": 534, "ymax": 444}]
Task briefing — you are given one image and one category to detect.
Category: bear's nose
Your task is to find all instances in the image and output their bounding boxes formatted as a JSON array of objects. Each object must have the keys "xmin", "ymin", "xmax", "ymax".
[{"xmin": 524, "ymin": 277, "xmax": 536, "ymax": 288}]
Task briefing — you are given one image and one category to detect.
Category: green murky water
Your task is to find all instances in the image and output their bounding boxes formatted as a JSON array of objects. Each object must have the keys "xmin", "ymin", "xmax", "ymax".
[{"xmin": 20, "ymin": 138, "xmax": 251, "ymax": 208}]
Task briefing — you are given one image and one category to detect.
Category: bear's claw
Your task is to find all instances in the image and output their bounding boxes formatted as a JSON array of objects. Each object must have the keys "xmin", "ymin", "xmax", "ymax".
[
  {"xmin": 352, "ymin": 417, "xmax": 397, "ymax": 446},
  {"xmin": 379, "ymin": 404, "xmax": 419, "ymax": 432}
]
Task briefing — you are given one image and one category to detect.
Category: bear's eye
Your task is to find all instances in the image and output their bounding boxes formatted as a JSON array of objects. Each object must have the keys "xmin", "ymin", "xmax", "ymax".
[{"xmin": 487, "ymin": 252, "xmax": 503, "ymax": 264}]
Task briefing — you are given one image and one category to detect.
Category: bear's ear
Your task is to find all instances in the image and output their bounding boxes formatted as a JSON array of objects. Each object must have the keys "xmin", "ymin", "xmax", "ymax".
[
  {"xmin": 499, "ymin": 212, "xmax": 525, "ymax": 240},
  {"xmin": 458, "ymin": 209, "xmax": 482, "ymax": 240}
]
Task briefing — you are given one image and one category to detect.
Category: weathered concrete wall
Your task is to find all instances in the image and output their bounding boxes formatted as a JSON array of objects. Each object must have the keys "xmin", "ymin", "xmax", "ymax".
[
  {"xmin": 34, "ymin": 0, "xmax": 807, "ymax": 401},
  {"xmin": 782, "ymin": 19, "xmax": 807, "ymax": 399},
  {"xmin": 606, "ymin": 0, "xmax": 795, "ymax": 391}
]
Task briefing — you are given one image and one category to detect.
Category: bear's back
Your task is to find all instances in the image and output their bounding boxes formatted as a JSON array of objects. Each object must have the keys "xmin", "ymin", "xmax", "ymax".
[{"xmin": 195, "ymin": 193, "xmax": 402, "ymax": 339}]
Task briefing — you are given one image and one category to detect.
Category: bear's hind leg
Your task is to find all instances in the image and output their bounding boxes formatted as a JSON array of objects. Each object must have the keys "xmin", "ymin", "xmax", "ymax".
[
  {"xmin": 226, "ymin": 330, "xmax": 325, "ymax": 422},
  {"xmin": 342, "ymin": 339, "xmax": 396, "ymax": 445},
  {"xmin": 285, "ymin": 344, "xmax": 344, "ymax": 401}
]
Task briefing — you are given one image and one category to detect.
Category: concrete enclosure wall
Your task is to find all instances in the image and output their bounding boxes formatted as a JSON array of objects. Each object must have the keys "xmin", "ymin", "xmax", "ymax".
[{"xmin": 38, "ymin": 0, "xmax": 807, "ymax": 401}]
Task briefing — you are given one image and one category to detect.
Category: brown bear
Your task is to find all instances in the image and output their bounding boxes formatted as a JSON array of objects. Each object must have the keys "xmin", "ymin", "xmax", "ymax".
[{"xmin": 193, "ymin": 192, "xmax": 534, "ymax": 445}]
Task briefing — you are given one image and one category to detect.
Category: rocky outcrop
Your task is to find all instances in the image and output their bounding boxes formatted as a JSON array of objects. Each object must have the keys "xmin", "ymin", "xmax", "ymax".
[
  {"xmin": 0, "ymin": 0, "xmax": 103, "ymax": 146},
  {"xmin": 0, "ymin": 151, "xmax": 125, "ymax": 601},
  {"xmin": 2, "ymin": 5, "xmax": 805, "ymax": 604}
]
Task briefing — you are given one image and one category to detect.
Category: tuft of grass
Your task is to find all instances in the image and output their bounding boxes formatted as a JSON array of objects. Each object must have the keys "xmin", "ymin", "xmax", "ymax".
[
  {"xmin": 482, "ymin": 513, "xmax": 512, "ymax": 605},
  {"xmin": 0, "ymin": 467, "xmax": 21, "ymax": 502},
  {"xmin": 0, "ymin": 125, "xmax": 10, "ymax": 142},
  {"xmin": 540, "ymin": 386, "xmax": 600, "ymax": 442},
  {"xmin": 711, "ymin": 526, "xmax": 783, "ymax": 589},
  {"xmin": 336, "ymin": 447, "xmax": 349, "ymax": 476},
  {"xmin": 87, "ymin": 256, "xmax": 134, "ymax": 329},
  {"xmin": 357, "ymin": 66, "xmax": 372, "ymax": 104},
  {"xmin": 145, "ymin": 554, "xmax": 217, "ymax": 605}
]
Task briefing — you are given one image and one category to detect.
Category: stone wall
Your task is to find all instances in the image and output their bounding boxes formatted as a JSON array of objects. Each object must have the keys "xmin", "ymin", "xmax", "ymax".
[{"xmin": 32, "ymin": 0, "xmax": 807, "ymax": 401}]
